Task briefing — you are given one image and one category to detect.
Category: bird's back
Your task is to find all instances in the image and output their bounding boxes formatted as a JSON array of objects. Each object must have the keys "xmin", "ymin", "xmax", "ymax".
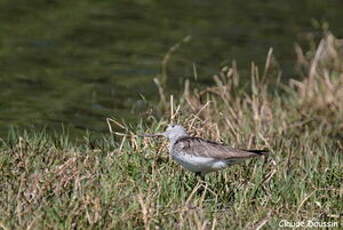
[{"xmin": 172, "ymin": 136, "xmax": 269, "ymax": 160}]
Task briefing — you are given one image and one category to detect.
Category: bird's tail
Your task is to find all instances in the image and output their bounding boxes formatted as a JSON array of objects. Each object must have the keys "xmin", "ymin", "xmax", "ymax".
[{"xmin": 246, "ymin": 149, "xmax": 270, "ymax": 155}]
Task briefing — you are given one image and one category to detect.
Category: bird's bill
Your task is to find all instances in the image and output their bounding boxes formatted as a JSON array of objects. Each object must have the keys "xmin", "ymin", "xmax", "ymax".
[{"xmin": 139, "ymin": 132, "xmax": 165, "ymax": 137}]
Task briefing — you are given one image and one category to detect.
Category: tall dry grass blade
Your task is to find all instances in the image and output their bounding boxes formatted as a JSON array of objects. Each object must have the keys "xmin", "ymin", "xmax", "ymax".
[
  {"xmin": 137, "ymin": 193, "xmax": 150, "ymax": 230},
  {"xmin": 193, "ymin": 63, "xmax": 198, "ymax": 81},
  {"xmin": 170, "ymin": 95, "xmax": 174, "ymax": 122},
  {"xmin": 262, "ymin": 47, "xmax": 273, "ymax": 80},
  {"xmin": 309, "ymin": 38, "xmax": 325, "ymax": 80},
  {"xmin": 153, "ymin": 77, "xmax": 167, "ymax": 109},
  {"xmin": 106, "ymin": 118, "xmax": 128, "ymax": 136},
  {"xmin": 161, "ymin": 35, "xmax": 192, "ymax": 87}
]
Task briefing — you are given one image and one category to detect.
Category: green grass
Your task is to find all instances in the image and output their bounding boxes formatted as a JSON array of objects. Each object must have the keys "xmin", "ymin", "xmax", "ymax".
[{"xmin": 1, "ymin": 33, "xmax": 342, "ymax": 229}]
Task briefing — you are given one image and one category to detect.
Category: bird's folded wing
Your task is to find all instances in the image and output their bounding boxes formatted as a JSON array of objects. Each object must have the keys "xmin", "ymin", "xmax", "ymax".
[{"xmin": 174, "ymin": 137, "xmax": 267, "ymax": 160}]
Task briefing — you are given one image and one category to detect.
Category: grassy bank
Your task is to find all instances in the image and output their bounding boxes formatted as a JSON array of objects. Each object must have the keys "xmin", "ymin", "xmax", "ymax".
[{"xmin": 1, "ymin": 33, "xmax": 342, "ymax": 229}]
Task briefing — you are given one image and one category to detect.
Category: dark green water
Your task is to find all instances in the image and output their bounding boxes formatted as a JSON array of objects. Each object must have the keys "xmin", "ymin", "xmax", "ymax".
[{"xmin": 1, "ymin": 0, "xmax": 342, "ymax": 137}]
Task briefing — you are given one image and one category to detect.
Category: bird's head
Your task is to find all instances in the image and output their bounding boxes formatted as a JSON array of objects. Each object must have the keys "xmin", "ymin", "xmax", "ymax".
[{"xmin": 141, "ymin": 124, "xmax": 188, "ymax": 141}]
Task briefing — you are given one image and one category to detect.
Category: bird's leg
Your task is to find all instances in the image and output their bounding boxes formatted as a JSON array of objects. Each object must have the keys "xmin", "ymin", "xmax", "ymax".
[
  {"xmin": 194, "ymin": 172, "xmax": 207, "ymax": 194},
  {"xmin": 195, "ymin": 172, "xmax": 205, "ymax": 181}
]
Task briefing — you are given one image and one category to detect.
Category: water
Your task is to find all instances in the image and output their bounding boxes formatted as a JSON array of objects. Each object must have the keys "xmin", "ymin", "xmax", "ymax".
[{"xmin": 1, "ymin": 0, "xmax": 343, "ymax": 137}]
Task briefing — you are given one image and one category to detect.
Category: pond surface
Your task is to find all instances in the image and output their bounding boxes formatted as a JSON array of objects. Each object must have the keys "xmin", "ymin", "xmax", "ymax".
[{"xmin": 1, "ymin": 0, "xmax": 343, "ymax": 137}]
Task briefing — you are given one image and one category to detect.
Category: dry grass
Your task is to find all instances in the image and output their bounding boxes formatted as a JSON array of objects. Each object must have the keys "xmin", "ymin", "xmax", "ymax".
[{"xmin": 0, "ymin": 33, "xmax": 342, "ymax": 229}]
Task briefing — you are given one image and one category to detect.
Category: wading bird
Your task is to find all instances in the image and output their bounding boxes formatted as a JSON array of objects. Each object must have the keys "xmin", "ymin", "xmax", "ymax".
[{"xmin": 142, "ymin": 124, "xmax": 269, "ymax": 178}]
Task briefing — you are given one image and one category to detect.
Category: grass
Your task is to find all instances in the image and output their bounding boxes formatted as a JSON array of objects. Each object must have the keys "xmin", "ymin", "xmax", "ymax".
[{"xmin": 1, "ymin": 33, "xmax": 343, "ymax": 229}]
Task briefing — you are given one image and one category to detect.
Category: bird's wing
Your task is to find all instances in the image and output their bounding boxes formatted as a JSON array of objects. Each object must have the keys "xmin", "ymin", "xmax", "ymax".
[{"xmin": 173, "ymin": 137, "xmax": 268, "ymax": 160}]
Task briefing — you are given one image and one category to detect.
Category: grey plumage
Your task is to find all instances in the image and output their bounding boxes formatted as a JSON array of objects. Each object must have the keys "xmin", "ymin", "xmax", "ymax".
[
  {"xmin": 172, "ymin": 136, "xmax": 268, "ymax": 160},
  {"xmin": 142, "ymin": 124, "xmax": 269, "ymax": 176}
]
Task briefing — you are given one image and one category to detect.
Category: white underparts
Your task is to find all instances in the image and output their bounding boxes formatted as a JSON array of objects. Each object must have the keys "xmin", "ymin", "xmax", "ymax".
[{"xmin": 172, "ymin": 152, "xmax": 229, "ymax": 174}]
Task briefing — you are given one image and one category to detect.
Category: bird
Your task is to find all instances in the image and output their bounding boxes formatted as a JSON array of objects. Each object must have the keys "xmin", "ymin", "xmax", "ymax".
[{"xmin": 142, "ymin": 124, "xmax": 269, "ymax": 178}]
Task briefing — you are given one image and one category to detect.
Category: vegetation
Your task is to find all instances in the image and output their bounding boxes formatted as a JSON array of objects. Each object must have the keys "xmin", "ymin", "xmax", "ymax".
[{"xmin": 1, "ymin": 33, "xmax": 342, "ymax": 229}]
